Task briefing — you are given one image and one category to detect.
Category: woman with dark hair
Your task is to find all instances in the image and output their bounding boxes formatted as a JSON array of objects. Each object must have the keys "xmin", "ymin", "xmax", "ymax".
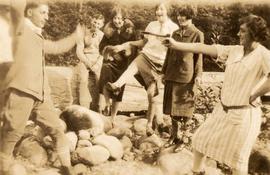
[
  {"xmin": 99, "ymin": 6, "xmax": 137, "ymax": 125},
  {"xmin": 162, "ymin": 5, "xmax": 204, "ymax": 150},
  {"xmin": 163, "ymin": 14, "xmax": 270, "ymax": 175}
]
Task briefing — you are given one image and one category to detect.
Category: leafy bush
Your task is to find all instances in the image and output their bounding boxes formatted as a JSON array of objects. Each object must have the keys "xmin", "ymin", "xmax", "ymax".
[
  {"xmin": 43, "ymin": 1, "xmax": 270, "ymax": 70},
  {"xmin": 194, "ymin": 83, "xmax": 222, "ymax": 114}
]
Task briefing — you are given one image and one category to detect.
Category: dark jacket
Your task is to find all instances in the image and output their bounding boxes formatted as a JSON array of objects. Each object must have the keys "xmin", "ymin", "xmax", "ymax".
[
  {"xmin": 99, "ymin": 20, "xmax": 137, "ymax": 69},
  {"xmin": 162, "ymin": 24, "xmax": 204, "ymax": 83}
]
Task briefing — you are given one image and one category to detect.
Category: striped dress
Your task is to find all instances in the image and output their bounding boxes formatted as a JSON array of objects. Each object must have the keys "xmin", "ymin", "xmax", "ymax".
[{"xmin": 192, "ymin": 44, "xmax": 270, "ymax": 173}]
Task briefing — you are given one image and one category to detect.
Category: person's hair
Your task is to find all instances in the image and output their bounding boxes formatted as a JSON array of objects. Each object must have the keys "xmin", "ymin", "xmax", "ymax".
[
  {"xmin": 176, "ymin": 5, "xmax": 197, "ymax": 20},
  {"xmin": 154, "ymin": 2, "xmax": 170, "ymax": 16},
  {"xmin": 239, "ymin": 14, "xmax": 270, "ymax": 43},
  {"xmin": 110, "ymin": 6, "xmax": 126, "ymax": 19},
  {"xmin": 24, "ymin": 0, "xmax": 48, "ymax": 17},
  {"xmin": 92, "ymin": 13, "xmax": 104, "ymax": 22}
]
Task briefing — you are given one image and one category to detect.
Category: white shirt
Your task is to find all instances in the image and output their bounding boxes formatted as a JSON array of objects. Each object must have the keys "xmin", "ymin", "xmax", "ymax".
[
  {"xmin": 142, "ymin": 19, "xmax": 178, "ymax": 65},
  {"xmin": 25, "ymin": 18, "xmax": 42, "ymax": 36}
]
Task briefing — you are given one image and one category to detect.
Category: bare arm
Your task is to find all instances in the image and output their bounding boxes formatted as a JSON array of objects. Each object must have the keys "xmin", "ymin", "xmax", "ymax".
[
  {"xmin": 128, "ymin": 38, "xmax": 147, "ymax": 48},
  {"xmin": 163, "ymin": 38, "xmax": 218, "ymax": 58},
  {"xmin": 111, "ymin": 38, "xmax": 147, "ymax": 53},
  {"xmin": 194, "ymin": 31, "xmax": 204, "ymax": 80}
]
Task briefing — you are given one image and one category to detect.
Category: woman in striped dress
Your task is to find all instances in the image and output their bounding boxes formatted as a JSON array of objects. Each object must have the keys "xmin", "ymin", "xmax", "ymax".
[{"xmin": 163, "ymin": 14, "xmax": 270, "ymax": 175}]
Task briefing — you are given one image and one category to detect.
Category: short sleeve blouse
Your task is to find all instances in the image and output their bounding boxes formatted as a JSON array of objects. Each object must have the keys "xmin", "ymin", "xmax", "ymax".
[{"xmin": 214, "ymin": 44, "xmax": 270, "ymax": 106}]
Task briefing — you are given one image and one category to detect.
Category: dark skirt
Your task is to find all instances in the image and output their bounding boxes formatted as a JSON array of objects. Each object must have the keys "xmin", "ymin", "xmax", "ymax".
[
  {"xmin": 99, "ymin": 57, "xmax": 128, "ymax": 102},
  {"xmin": 163, "ymin": 81, "xmax": 195, "ymax": 117}
]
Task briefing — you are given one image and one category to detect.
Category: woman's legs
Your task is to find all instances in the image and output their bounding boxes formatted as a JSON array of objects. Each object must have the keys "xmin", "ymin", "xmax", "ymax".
[
  {"xmin": 170, "ymin": 116, "xmax": 179, "ymax": 143},
  {"xmin": 112, "ymin": 59, "xmax": 138, "ymax": 87},
  {"xmin": 77, "ymin": 63, "xmax": 91, "ymax": 108},
  {"xmin": 102, "ymin": 87, "xmax": 111, "ymax": 116},
  {"xmin": 111, "ymin": 100, "xmax": 120, "ymax": 127},
  {"xmin": 145, "ymin": 82, "xmax": 161, "ymax": 136},
  {"xmin": 192, "ymin": 150, "xmax": 206, "ymax": 173}
]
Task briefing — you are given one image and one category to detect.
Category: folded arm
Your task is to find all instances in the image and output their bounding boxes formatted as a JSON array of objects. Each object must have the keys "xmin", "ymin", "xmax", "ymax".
[
  {"xmin": 250, "ymin": 75, "xmax": 270, "ymax": 103},
  {"xmin": 76, "ymin": 37, "xmax": 92, "ymax": 69}
]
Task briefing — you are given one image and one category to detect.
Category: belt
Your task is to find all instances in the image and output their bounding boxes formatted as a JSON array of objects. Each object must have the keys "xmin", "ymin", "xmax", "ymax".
[{"xmin": 221, "ymin": 102, "xmax": 251, "ymax": 113}]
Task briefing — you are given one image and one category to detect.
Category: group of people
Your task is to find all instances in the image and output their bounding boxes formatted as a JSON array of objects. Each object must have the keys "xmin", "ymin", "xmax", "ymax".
[
  {"xmin": 77, "ymin": 3, "xmax": 202, "ymax": 142},
  {"xmin": 0, "ymin": 0, "xmax": 270, "ymax": 175}
]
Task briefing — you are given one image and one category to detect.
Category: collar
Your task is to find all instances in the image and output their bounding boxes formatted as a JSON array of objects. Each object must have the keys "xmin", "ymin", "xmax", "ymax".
[
  {"xmin": 175, "ymin": 23, "xmax": 195, "ymax": 37},
  {"xmin": 160, "ymin": 17, "xmax": 171, "ymax": 26},
  {"xmin": 25, "ymin": 18, "xmax": 43, "ymax": 36},
  {"xmin": 227, "ymin": 43, "xmax": 260, "ymax": 64}
]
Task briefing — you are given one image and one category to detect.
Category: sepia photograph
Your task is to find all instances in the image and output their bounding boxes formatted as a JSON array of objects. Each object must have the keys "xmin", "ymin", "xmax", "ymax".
[{"xmin": 0, "ymin": 0, "xmax": 270, "ymax": 174}]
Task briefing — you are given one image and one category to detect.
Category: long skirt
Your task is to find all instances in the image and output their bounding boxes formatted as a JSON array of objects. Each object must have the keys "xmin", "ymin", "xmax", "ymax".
[{"xmin": 192, "ymin": 103, "xmax": 262, "ymax": 173}]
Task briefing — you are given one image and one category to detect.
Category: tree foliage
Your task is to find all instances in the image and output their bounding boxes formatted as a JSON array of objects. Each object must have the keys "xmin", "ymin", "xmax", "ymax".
[{"xmin": 44, "ymin": 1, "xmax": 270, "ymax": 71}]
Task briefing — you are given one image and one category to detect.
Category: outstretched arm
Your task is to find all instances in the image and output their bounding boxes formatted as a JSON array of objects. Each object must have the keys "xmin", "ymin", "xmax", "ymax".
[
  {"xmin": 193, "ymin": 31, "xmax": 204, "ymax": 84},
  {"xmin": 44, "ymin": 24, "xmax": 83, "ymax": 55},
  {"xmin": 111, "ymin": 38, "xmax": 147, "ymax": 53},
  {"xmin": 44, "ymin": 33, "xmax": 76, "ymax": 55},
  {"xmin": 163, "ymin": 38, "xmax": 218, "ymax": 57}
]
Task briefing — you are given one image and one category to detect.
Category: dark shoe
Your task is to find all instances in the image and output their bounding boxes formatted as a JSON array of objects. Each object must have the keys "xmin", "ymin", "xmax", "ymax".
[
  {"xmin": 106, "ymin": 82, "xmax": 121, "ymax": 96},
  {"xmin": 174, "ymin": 143, "xmax": 185, "ymax": 152},
  {"xmin": 146, "ymin": 125, "xmax": 155, "ymax": 136},
  {"xmin": 192, "ymin": 170, "xmax": 205, "ymax": 175},
  {"xmin": 102, "ymin": 105, "xmax": 111, "ymax": 116},
  {"xmin": 164, "ymin": 137, "xmax": 181, "ymax": 148}
]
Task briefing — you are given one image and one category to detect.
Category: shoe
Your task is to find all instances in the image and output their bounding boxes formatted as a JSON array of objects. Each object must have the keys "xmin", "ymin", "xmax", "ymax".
[
  {"xmin": 164, "ymin": 137, "xmax": 181, "ymax": 148},
  {"xmin": 102, "ymin": 106, "xmax": 111, "ymax": 116},
  {"xmin": 185, "ymin": 170, "xmax": 205, "ymax": 175},
  {"xmin": 146, "ymin": 125, "xmax": 155, "ymax": 136},
  {"xmin": 106, "ymin": 82, "xmax": 121, "ymax": 96},
  {"xmin": 192, "ymin": 171, "xmax": 205, "ymax": 175},
  {"xmin": 174, "ymin": 144, "xmax": 185, "ymax": 152},
  {"xmin": 60, "ymin": 166, "xmax": 74, "ymax": 175}
]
